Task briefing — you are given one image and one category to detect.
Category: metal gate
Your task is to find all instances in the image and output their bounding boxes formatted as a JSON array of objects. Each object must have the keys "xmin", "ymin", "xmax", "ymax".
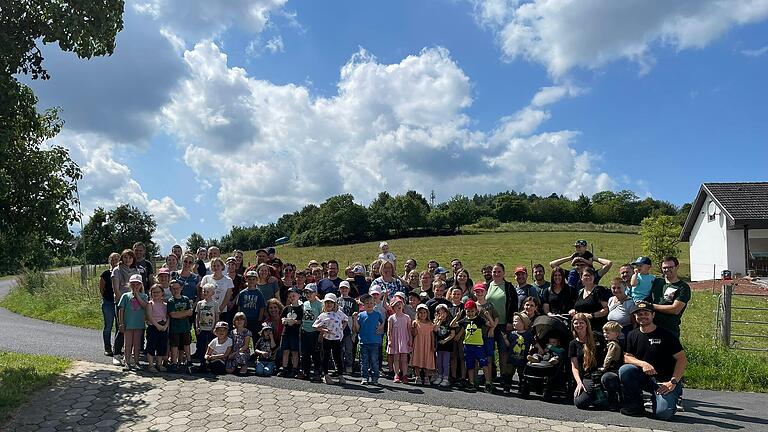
[{"xmin": 715, "ymin": 284, "xmax": 768, "ymax": 351}]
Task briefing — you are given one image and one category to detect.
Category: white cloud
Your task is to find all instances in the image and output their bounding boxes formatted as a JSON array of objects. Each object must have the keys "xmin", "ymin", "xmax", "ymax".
[
  {"xmin": 741, "ymin": 45, "xmax": 768, "ymax": 56},
  {"xmin": 161, "ymin": 41, "xmax": 613, "ymax": 227},
  {"xmin": 50, "ymin": 131, "xmax": 189, "ymax": 251},
  {"xmin": 246, "ymin": 35, "xmax": 286, "ymax": 58},
  {"xmin": 266, "ymin": 36, "xmax": 285, "ymax": 53},
  {"xmin": 474, "ymin": 0, "xmax": 768, "ymax": 77}
]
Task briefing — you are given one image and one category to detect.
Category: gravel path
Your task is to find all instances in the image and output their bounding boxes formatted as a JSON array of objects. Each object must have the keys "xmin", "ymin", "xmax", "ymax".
[{"xmin": 1, "ymin": 274, "xmax": 767, "ymax": 431}]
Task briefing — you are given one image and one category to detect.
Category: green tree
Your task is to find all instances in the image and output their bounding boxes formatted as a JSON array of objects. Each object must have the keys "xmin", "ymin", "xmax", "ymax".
[
  {"xmin": 79, "ymin": 205, "xmax": 157, "ymax": 263},
  {"xmin": 494, "ymin": 195, "xmax": 529, "ymax": 222},
  {"xmin": 388, "ymin": 193, "xmax": 429, "ymax": 235},
  {"xmin": 1, "ymin": 1, "xmax": 125, "ymax": 273},
  {"xmin": 639, "ymin": 215, "xmax": 681, "ymax": 272},
  {"xmin": 186, "ymin": 232, "xmax": 206, "ymax": 253},
  {"xmin": 444, "ymin": 195, "xmax": 477, "ymax": 230}
]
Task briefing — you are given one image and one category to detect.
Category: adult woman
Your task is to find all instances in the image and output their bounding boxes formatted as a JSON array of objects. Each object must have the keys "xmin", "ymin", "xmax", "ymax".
[
  {"xmin": 164, "ymin": 253, "xmax": 180, "ymax": 279},
  {"xmin": 226, "ymin": 257, "xmax": 246, "ymax": 324},
  {"xmin": 570, "ymin": 267, "xmax": 610, "ymax": 329},
  {"xmin": 234, "ymin": 249, "xmax": 246, "ymax": 275},
  {"xmin": 370, "ymin": 260, "xmax": 404, "ymax": 300},
  {"xmin": 265, "ymin": 298, "xmax": 285, "ymax": 354},
  {"xmin": 522, "ymin": 296, "xmax": 541, "ymax": 321},
  {"xmin": 279, "ymin": 263, "xmax": 297, "ymax": 305},
  {"xmin": 486, "ymin": 263, "xmax": 517, "ymax": 373},
  {"xmin": 110, "ymin": 249, "xmax": 140, "ymax": 364},
  {"xmin": 406, "ymin": 270, "xmax": 420, "ymax": 294},
  {"xmin": 453, "ymin": 269, "xmax": 474, "ymax": 302},
  {"xmin": 200, "ymin": 258, "xmax": 233, "ymax": 317},
  {"xmin": 177, "ymin": 254, "xmax": 201, "ymax": 303},
  {"xmin": 418, "ymin": 270, "xmax": 434, "ymax": 299},
  {"xmin": 542, "ymin": 267, "xmax": 575, "ymax": 316},
  {"xmin": 367, "ymin": 260, "xmax": 382, "ymax": 284},
  {"xmin": 569, "ymin": 313, "xmax": 618, "ymax": 410},
  {"xmin": 100, "ymin": 252, "xmax": 120, "ymax": 356},
  {"xmin": 253, "ymin": 262, "xmax": 279, "ymax": 302}
]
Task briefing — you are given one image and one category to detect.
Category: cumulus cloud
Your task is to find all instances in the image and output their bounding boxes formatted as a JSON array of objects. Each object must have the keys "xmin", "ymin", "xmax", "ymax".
[
  {"xmin": 51, "ymin": 131, "xmax": 189, "ymax": 250},
  {"xmin": 474, "ymin": 0, "xmax": 768, "ymax": 77},
  {"xmin": 742, "ymin": 45, "xmax": 768, "ymax": 56},
  {"xmin": 162, "ymin": 41, "xmax": 612, "ymax": 227}
]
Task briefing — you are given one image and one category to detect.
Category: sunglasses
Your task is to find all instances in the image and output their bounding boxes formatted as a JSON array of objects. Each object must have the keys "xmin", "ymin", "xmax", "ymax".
[{"xmin": 183, "ymin": 260, "xmax": 194, "ymax": 264}]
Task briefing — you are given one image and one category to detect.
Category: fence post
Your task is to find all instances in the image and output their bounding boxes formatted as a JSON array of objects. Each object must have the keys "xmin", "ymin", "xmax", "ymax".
[{"xmin": 721, "ymin": 284, "xmax": 733, "ymax": 348}]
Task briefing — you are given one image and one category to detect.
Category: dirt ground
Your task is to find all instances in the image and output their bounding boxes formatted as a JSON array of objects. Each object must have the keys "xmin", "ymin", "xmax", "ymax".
[{"xmin": 689, "ymin": 277, "xmax": 768, "ymax": 295}]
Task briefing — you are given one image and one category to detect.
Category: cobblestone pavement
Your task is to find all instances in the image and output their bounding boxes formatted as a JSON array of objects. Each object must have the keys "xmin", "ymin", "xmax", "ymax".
[{"xmin": 6, "ymin": 362, "xmax": 668, "ymax": 432}]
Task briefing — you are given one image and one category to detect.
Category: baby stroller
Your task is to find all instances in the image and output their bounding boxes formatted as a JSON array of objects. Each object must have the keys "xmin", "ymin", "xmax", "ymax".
[{"xmin": 521, "ymin": 315, "xmax": 572, "ymax": 401}]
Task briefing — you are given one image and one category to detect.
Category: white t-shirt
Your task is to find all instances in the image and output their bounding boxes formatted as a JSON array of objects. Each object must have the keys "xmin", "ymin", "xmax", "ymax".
[
  {"xmin": 208, "ymin": 337, "xmax": 232, "ymax": 356},
  {"xmin": 378, "ymin": 252, "xmax": 396, "ymax": 263},
  {"xmin": 313, "ymin": 310, "xmax": 349, "ymax": 341},
  {"xmin": 201, "ymin": 274, "xmax": 234, "ymax": 310}
]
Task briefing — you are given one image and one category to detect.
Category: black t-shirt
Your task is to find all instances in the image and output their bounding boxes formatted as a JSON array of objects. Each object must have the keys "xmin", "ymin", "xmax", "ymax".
[
  {"xmin": 100, "ymin": 269, "xmax": 114, "ymax": 302},
  {"xmin": 567, "ymin": 331, "xmax": 605, "ymax": 377},
  {"xmin": 625, "ymin": 326, "xmax": 683, "ymax": 382},
  {"xmin": 574, "ymin": 286, "xmax": 610, "ymax": 328},
  {"xmin": 435, "ymin": 321, "xmax": 454, "ymax": 352},
  {"xmin": 281, "ymin": 304, "xmax": 304, "ymax": 338},
  {"xmin": 542, "ymin": 284, "xmax": 576, "ymax": 315},
  {"xmin": 426, "ymin": 297, "xmax": 451, "ymax": 319},
  {"xmin": 196, "ymin": 259, "xmax": 207, "ymax": 279}
]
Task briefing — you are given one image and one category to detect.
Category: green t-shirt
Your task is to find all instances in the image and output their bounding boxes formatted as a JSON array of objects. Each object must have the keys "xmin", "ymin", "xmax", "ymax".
[
  {"xmin": 651, "ymin": 279, "xmax": 691, "ymax": 335},
  {"xmin": 168, "ymin": 295, "xmax": 193, "ymax": 334},
  {"xmin": 458, "ymin": 315, "xmax": 486, "ymax": 346},
  {"xmin": 301, "ymin": 299, "xmax": 323, "ymax": 333},
  {"xmin": 486, "ymin": 281, "xmax": 508, "ymax": 325},
  {"xmin": 118, "ymin": 292, "xmax": 148, "ymax": 330}
]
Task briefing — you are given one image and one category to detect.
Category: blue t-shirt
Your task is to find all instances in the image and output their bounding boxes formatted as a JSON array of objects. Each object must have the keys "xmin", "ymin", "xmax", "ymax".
[
  {"xmin": 118, "ymin": 292, "xmax": 148, "ymax": 330},
  {"xmin": 357, "ymin": 310, "xmax": 384, "ymax": 345},
  {"xmin": 237, "ymin": 288, "xmax": 267, "ymax": 322},
  {"xmin": 176, "ymin": 273, "xmax": 200, "ymax": 301},
  {"xmin": 631, "ymin": 273, "xmax": 656, "ymax": 301},
  {"xmin": 317, "ymin": 278, "xmax": 342, "ymax": 297},
  {"xmin": 506, "ymin": 330, "xmax": 534, "ymax": 367}
]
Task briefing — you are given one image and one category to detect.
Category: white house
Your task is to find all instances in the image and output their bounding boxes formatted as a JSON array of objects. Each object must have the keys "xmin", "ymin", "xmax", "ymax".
[{"xmin": 681, "ymin": 182, "xmax": 768, "ymax": 281}]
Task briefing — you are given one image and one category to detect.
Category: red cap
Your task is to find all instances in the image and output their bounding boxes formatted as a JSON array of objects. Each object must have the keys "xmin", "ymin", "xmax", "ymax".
[
  {"xmin": 514, "ymin": 266, "xmax": 527, "ymax": 274},
  {"xmin": 472, "ymin": 282, "xmax": 487, "ymax": 292},
  {"xmin": 464, "ymin": 299, "xmax": 477, "ymax": 309}
]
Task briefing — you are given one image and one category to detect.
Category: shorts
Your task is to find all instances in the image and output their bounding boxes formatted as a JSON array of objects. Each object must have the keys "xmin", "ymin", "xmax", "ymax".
[
  {"xmin": 483, "ymin": 337, "xmax": 496, "ymax": 357},
  {"xmin": 169, "ymin": 332, "xmax": 191, "ymax": 349},
  {"xmin": 494, "ymin": 326, "xmax": 510, "ymax": 354},
  {"xmin": 464, "ymin": 344, "xmax": 488, "ymax": 370},
  {"xmin": 145, "ymin": 325, "xmax": 168, "ymax": 356},
  {"xmin": 280, "ymin": 333, "xmax": 300, "ymax": 351}
]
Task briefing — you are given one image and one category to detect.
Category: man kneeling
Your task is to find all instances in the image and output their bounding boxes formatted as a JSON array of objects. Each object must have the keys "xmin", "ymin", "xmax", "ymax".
[{"xmin": 619, "ymin": 301, "xmax": 686, "ymax": 420}]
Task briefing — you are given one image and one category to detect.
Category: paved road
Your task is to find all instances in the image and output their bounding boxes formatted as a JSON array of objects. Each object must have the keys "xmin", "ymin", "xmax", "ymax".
[{"xmin": 2, "ymin": 275, "xmax": 767, "ymax": 431}]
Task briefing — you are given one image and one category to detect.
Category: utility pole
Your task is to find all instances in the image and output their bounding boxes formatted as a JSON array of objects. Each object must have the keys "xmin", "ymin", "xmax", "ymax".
[{"xmin": 430, "ymin": 190, "xmax": 435, "ymax": 207}]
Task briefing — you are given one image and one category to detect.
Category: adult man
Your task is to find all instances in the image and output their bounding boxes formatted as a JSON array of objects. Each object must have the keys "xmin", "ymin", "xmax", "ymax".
[
  {"xmin": 317, "ymin": 260, "xmax": 343, "ymax": 297},
  {"xmin": 619, "ymin": 301, "xmax": 687, "ymax": 420},
  {"xmin": 650, "ymin": 256, "xmax": 691, "ymax": 338},
  {"xmin": 513, "ymin": 266, "xmax": 540, "ymax": 311},
  {"xmin": 171, "ymin": 244, "xmax": 183, "ymax": 269},
  {"xmin": 427, "ymin": 260, "xmax": 439, "ymax": 275},
  {"xmin": 481, "ymin": 265, "xmax": 493, "ymax": 284},
  {"xmin": 402, "ymin": 258, "xmax": 417, "ymax": 279},
  {"xmin": 531, "ymin": 263, "xmax": 550, "ymax": 296},
  {"xmin": 446, "ymin": 259, "xmax": 462, "ymax": 288},
  {"xmin": 132, "ymin": 242, "xmax": 153, "ymax": 290},
  {"xmin": 619, "ymin": 263, "xmax": 634, "ymax": 294},
  {"xmin": 255, "ymin": 249, "xmax": 269, "ymax": 265}
]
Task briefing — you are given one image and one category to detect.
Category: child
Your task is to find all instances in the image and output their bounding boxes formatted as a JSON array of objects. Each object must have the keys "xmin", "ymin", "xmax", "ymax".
[
  {"xmin": 299, "ymin": 283, "xmax": 323, "ymax": 381},
  {"xmin": 253, "ymin": 323, "xmax": 277, "ymax": 377},
  {"xmin": 452, "ymin": 300, "xmax": 492, "ymax": 392},
  {"xmin": 600, "ymin": 320, "xmax": 623, "ymax": 409},
  {"xmin": 503, "ymin": 312, "xmax": 533, "ymax": 395},
  {"xmin": 378, "ymin": 241, "xmax": 396, "ymax": 269},
  {"xmin": 205, "ymin": 321, "xmax": 232, "ymax": 375},
  {"xmin": 238, "ymin": 270, "xmax": 267, "ymax": 336},
  {"xmin": 279, "ymin": 287, "xmax": 303, "ymax": 377},
  {"xmin": 118, "ymin": 274, "xmax": 148, "ymax": 370},
  {"xmin": 313, "ymin": 293, "xmax": 349, "ymax": 384},
  {"xmin": 406, "ymin": 291, "xmax": 421, "ymax": 320},
  {"xmin": 607, "ymin": 277, "xmax": 636, "ymax": 337},
  {"xmin": 387, "ymin": 297, "xmax": 412, "ymax": 383},
  {"xmin": 194, "ymin": 284, "xmax": 219, "ymax": 368},
  {"xmin": 157, "ymin": 268, "xmax": 172, "ymax": 300},
  {"xmin": 167, "ymin": 279, "xmax": 194, "ymax": 374},
  {"xmin": 448, "ymin": 289, "xmax": 466, "ymax": 387},
  {"xmin": 629, "ymin": 256, "xmax": 655, "ymax": 302},
  {"xmin": 337, "ymin": 281, "xmax": 357, "ymax": 374},
  {"xmin": 410, "ymin": 304, "xmax": 436, "ymax": 385},
  {"xmin": 353, "ymin": 294, "xmax": 385, "ymax": 385},
  {"xmin": 227, "ymin": 312, "xmax": 252, "ymax": 374},
  {"xmin": 527, "ymin": 335, "xmax": 565, "ymax": 365},
  {"xmin": 433, "ymin": 304, "xmax": 455, "ymax": 387},
  {"xmin": 145, "ymin": 284, "xmax": 169, "ymax": 372},
  {"xmin": 473, "ymin": 283, "xmax": 499, "ymax": 373}
]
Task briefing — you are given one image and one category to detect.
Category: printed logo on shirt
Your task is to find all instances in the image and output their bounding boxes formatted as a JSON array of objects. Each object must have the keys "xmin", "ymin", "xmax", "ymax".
[
  {"xmin": 649, "ymin": 338, "xmax": 662, "ymax": 345},
  {"xmin": 663, "ymin": 287, "xmax": 678, "ymax": 302}
]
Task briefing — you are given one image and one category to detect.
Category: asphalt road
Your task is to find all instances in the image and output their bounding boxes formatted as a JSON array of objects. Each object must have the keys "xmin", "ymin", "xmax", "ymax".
[{"xmin": 1, "ymin": 274, "xmax": 767, "ymax": 431}]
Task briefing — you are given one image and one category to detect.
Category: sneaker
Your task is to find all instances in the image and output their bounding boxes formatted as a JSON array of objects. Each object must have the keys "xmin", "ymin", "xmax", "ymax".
[
  {"xmin": 156, "ymin": 365, "xmax": 167, "ymax": 372},
  {"xmin": 337, "ymin": 376, "xmax": 346, "ymax": 385},
  {"xmin": 323, "ymin": 374, "xmax": 332, "ymax": 384},
  {"xmin": 434, "ymin": 377, "xmax": 443, "ymax": 386},
  {"xmin": 296, "ymin": 372, "xmax": 307, "ymax": 380},
  {"xmin": 122, "ymin": 362, "xmax": 133, "ymax": 371},
  {"xmin": 371, "ymin": 379, "xmax": 379, "ymax": 385},
  {"xmin": 361, "ymin": 379, "xmax": 368, "ymax": 385},
  {"xmin": 104, "ymin": 349, "xmax": 113, "ymax": 357},
  {"xmin": 112, "ymin": 355, "xmax": 124, "ymax": 366},
  {"xmin": 278, "ymin": 370, "xmax": 291, "ymax": 378},
  {"xmin": 620, "ymin": 406, "xmax": 646, "ymax": 417},
  {"xmin": 393, "ymin": 374, "xmax": 402, "ymax": 383},
  {"xmin": 440, "ymin": 378, "xmax": 450, "ymax": 387},
  {"xmin": 167, "ymin": 363, "xmax": 179, "ymax": 374},
  {"xmin": 429, "ymin": 375, "xmax": 438, "ymax": 385},
  {"xmin": 401, "ymin": 375, "xmax": 410, "ymax": 385},
  {"xmin": 147, "ymin": 365, "xmax": 158, "ymax": 373},
  {"xmin": 485, "ymin": 383, "xmax": 494, "ymax": 393},
  {"xmin": 676, "ymin": 397, "xmax": 684, "ymax": 412}
]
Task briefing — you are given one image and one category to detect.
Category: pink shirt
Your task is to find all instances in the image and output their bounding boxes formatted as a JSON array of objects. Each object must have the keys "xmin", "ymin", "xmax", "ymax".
[{"xmin": 148, "ymin": 300, "xmax": 167, "ymax": 324}]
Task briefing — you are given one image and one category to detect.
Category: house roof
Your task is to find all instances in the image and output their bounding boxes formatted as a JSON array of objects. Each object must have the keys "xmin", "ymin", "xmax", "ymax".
[{"xmin": 680, "ymin": 182, "xmax": 768, "ymax": 242}]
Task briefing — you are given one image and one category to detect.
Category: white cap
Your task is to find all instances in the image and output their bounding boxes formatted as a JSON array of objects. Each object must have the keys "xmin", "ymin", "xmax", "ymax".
[
  {"xmin": 129, "ymin": 274, "xmax": 143, "ymax": 284},
  {"xmin": 369, "ymin": 286, "xmax": 382, "ymax": 295},
  {"xmin": 339, "ymin": 280, "xmax": 351, "ymax": 289},
  {"xmin": 379, "ymin": 241, "xmax": 388, "ymax": 248},
  {"xmin": 323, "ymin": 293, "xmax": 338, "ymax": 303}
]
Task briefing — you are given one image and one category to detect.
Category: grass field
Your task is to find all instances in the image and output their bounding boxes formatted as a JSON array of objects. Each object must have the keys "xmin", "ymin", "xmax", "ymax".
[
  {"xmin": 5, "ymin": 230, "xmax": 768, "ymax": 391},
  {"xmin": 0, "ymin": 352, "xmax": 71, "ymax": 423}
]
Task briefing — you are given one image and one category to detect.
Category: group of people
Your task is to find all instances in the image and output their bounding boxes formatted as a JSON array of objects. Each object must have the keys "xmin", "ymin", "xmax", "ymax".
[{"xmin": 100, "ymin": 239, "xmax": 691, "ymax": 420}]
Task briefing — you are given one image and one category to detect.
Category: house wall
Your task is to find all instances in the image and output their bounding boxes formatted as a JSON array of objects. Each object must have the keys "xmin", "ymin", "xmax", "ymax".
[
  {"xmin": 689, "ymin": 198, "xmax": 728, "ymax": 281},
  {"xmin": 726, "ymin": 229, "xmax": 746, "ymax": 276}
]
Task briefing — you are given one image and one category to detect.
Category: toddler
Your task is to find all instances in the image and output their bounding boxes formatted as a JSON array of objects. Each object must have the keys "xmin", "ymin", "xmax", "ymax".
[
  {"xmin": 205, "ymin": 321, "xmax": 232, "ymax": 375},
  {"xmin": 378, "ymin": 241, "xmax": 397, "ymax": 268},
  {"xmin": 387, "ymin": 297, "xmax": 412, "ymax": 383},
  {"xmin": 528, "ymin": 336, "xmax": 565, "ymax": 366},
  {"xmin": 600, "ymin": 321, "xmax": 623, "ymax": 372},
  {"xmin": 503, "ymin": 312, "xmax": 533, "ymax": 394},
  {"xmin": 313, "ymin": 293, "xmax": 349, "ymax": 384},
  {"xmin": 253, "ymin": 323, "xmax": 277, "ymax": 377},
  {"xmin": 410, "ymin": 304, "xmax": 436, "ymax": 385},
  {"xmin": 227, "ymin": 312, "xmax": 253, "ymax": 374},
  {"xmin": 145, "ymin": 284, "xmax": 168, "ymax": 372},
  {"xmin": 629, "ymin": 256, "xmax": 655, "ymax": 301},
  {"xmin": 353, "ymin": 294, "xmax": 385, "ymax": 385}
]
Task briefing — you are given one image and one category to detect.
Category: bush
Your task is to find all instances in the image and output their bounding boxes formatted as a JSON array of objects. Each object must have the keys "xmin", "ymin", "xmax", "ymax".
[{"xmin": 475, "ymin": 217, "xmax": 501, "ymax": 229}]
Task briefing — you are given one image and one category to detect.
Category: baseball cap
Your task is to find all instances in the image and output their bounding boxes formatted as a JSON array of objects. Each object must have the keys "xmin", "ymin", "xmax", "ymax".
[
  {"xmin": 226, "ymin": 256, "xmax": 237, "ymax": 263},
  {"xmin": 394, "ymin": 291, "xmax": 406, "ymax": 300},
  {"xmin": 245, "ymin": 270, "xmax": 258, "ymax": 278},
  {"xmin": 633, "ymin": 256, "xmax": 652, "ymax": 266},
  {"xmin": 323, "ymin": 293, "xmax": 338, "ymax": 303},
  {"xmin": 352, "ymin": 264, "xmax": 366, "ymax": 274},
  {"xmin": 419, "ymin": 291, "xmax": 429, "ymax": 300},
  {"xmin": 390, "ymin": 296, "xmax": 403, "ymax": 306},
  {"xmin": 255, "ymin": 249, "xmax": 268, "ymax": 255},
  {"xmin": 514, "ymin": 266, "xmax": 527, "ymax": 274},
  {"xmin": 416, "ymin": 303, "xmax": 428, "ymax": 312},
  {"xmin": 472, "ymin": 282, "xmax": 487, "ymax": 292},
  {"xmin": 129, "ymin": 274, "xmax": 143, "ymax": 284},
  {"xmin": 288, "ymin": 287, "xmax": 302, "ymax": 295},
  {"xmin": 408, "ymin": 291, "xmax": 421, "ymax": 299},
  {"xmin": 266, "ymin": 247, "xmax": 276, "ymax": 255},
  {"xmin": 303, "ymin": 283, "xmax": 318, "ymax": 293},
  {"xmin": 464, "ymin": 299, "xmax": 477, "ymax": 310},
  {"xmin": 214, "ymin": 321, "xmax": 229, "ymax": 330},
  {"xmin": 633, "ymin": 301, "xmax": 655, "ymax": 314},
  {"xmin": 369, "ymin": 286, "xmax": 382, "ymax": 295},
  {"xmin": 157, "ymin": 267, "xmax": 171, "ymax": 276},
  {"xmin": 574, "ymin": 239, "xmax": 588, "ymax": 247},
  {"xmin": 339, "ymin": 280, "xmax": 351, "ymax": 290},
  {"xmin": 435, "ymin": 267, "xmax": 449, "ymax": 275},
  {"xmin": 260, "ymin": 323, "xmax": 273, "ymax": 334}
]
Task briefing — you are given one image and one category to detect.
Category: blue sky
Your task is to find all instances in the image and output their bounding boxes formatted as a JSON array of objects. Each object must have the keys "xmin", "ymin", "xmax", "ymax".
[{"xmin": 26, "ymin": 0, "xmax": 768, "ymax": 251}]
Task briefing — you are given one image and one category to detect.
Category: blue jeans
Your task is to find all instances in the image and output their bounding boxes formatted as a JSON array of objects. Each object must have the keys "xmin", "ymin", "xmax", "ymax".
[
  {"xmin": 619, "ymin": 364, "xmax": 683, "ymax": 420},
  {"xmin": 101, "ymin": 301, "xmax": 116, "ymax": 350},
  {"xmin": 256, "ymin": 361, "xmax": 274, "ymax": 377},
  {"xmin": 359, "ymin": 343, "xmax": 381, "ymax": 380}
]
